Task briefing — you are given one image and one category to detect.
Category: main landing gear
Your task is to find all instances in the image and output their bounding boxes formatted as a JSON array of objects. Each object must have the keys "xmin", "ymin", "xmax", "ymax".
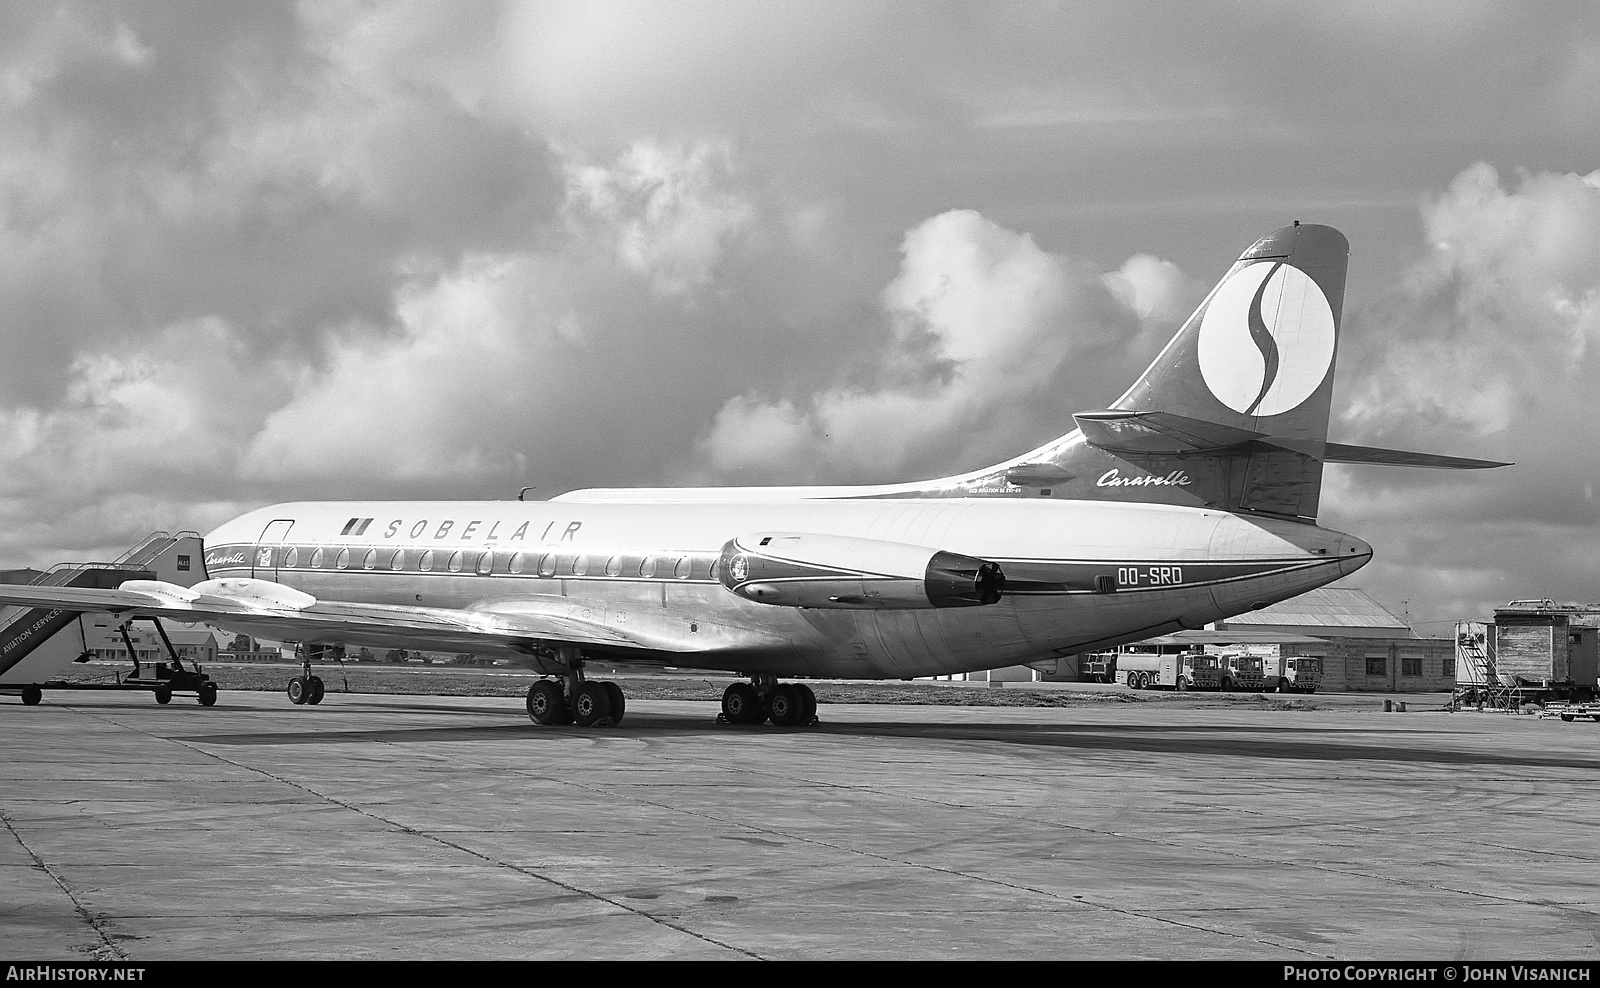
[
  {"xmin": 522, "ymin": 646, "xmax": 625, "ymax": 728},
  {"xmin": 719, "ymin": 676, "xmax": 818, "ymax": 727},
  {"xmin": 525, "ymin": 678, "xmax": 626, "ymax": 727}
]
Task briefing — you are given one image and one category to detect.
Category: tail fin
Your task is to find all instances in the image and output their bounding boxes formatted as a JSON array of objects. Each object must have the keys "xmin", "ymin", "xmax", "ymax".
[{"xmin": 943, "ymin": 223, "xmax": 1503, "ymax": 520}]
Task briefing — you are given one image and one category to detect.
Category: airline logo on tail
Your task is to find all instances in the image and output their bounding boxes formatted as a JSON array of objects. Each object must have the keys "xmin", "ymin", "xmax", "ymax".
[{"xmin": 1197, "ymin": 260, "xmax": 1336, "ymax": 417}]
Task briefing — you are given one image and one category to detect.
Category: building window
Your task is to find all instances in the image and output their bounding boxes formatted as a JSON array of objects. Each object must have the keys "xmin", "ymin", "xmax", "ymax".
[
  {"xmin": 1401, "ymin": 656, "xmax": 1422, "ymax": 677},
  {"xmin": 1366, "ymin": 656, "xmax": 1386, "ymax": 676},
  {"xmin": 1443, "ymin": 656, "xmax": 1456, "ymax": 677}
]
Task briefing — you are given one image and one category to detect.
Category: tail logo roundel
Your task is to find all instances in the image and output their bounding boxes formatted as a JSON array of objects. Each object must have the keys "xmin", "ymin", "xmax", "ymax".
[{"xmin": 1197, "ymin": 260, "xmax": 1335, "ymax": 417}]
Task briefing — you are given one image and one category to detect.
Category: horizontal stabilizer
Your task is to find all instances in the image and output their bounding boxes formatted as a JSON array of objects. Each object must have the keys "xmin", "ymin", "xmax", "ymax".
[
  {"xmin": 1074, "ymin": 409, "xmax": 1266, "ymax": 455},
  {"xmin": 1322, "ymin": 442, "xmax": 1510, "ymax": 470}
]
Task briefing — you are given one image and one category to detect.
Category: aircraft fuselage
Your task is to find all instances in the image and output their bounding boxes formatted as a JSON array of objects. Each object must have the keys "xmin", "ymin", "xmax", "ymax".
[{"xmin": 203, "ymin": 497, "xmax": 1371, "ymax": 679}]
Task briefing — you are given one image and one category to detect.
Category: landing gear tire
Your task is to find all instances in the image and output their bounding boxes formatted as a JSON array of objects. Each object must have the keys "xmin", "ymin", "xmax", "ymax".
[
  {"xmin": 287, "ymin": 676, "xmax": 308, "ymax": 705},
  {"xmin": 306, "ymin": 676, "xmax": 325, "ymax": 705},
  {"xmin": 722, "ymin": 683, "xmax": 762, "ymax": 724},
  {"xmin": 198, "ymin": 683, "xmax": 218, "ymax": 707},
  {"xmin": 601, "ymin": 681, "xmax": 626, "ymax": 726},
  {"xmin": 526, "ymin": 681, "xmax": 566, "ymax": 725},
  {"xmin": 768, "ymin": 684, "xmax": 804, "ymax": 727},
  {"xmin": 21, "ymin": 685, "xmax": 42, "ymax": 706},
  {"xmin": 572, "ymin": 682, "xmax": 612, "ymax": 727},
  {"xmin": 154, "ymin": 687, "xmax": 172, "ymax": 705},
  {"xmin": 796, "ymin": 683, "xmax": 817, "ymax": 724}
]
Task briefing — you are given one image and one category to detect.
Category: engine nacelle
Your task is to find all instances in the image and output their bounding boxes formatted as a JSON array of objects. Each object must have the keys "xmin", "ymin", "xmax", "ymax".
[{"xmin": 718, "ymin": 533, "xmax": 1004, "ymax": 610}]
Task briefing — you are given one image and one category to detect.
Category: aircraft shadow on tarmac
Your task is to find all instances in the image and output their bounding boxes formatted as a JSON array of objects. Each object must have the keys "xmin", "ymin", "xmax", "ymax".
[{"xmin": 163, "ymin": 707, "xmax": 1600, "ymax": 774}]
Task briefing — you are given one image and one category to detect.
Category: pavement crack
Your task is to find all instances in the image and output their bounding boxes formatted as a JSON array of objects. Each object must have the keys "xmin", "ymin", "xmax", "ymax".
[
  {"xmin": 151, "ymin": 734, "xmax": 764, "ymax": 960},
  {"xmin": 1, "ymin": 809, "xmax": 128, "ymax": 961}
]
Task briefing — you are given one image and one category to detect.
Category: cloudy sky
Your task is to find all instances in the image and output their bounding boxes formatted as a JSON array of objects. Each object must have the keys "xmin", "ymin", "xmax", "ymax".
[{"xmin": 2, "ymin": 0, "xmax": 1598, "ymax": 631}]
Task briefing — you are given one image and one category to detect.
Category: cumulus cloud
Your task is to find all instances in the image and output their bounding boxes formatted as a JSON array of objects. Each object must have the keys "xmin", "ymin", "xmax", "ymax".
[
  {"xmin": 565, "ymin": 141, "xmax": 756, "ymax": 300},
  {"xmin": 1322, "ymin": 163, "xmax": 1600, "ymax": 623},
  {"xmin": 698, "ymin": 210, "xmax": 1196, "ymax": 483}
]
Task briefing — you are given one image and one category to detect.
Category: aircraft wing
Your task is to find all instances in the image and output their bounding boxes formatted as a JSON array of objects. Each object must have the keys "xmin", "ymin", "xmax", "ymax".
[{"xmin": 0, "ymin": 579, "xmax": 699, "ymax": 657}]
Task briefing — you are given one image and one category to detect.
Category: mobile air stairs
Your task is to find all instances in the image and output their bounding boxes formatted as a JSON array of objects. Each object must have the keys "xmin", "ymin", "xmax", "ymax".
[{"xmin": 0, "ymin": 532, "xmax": 216, "ymax": 706}]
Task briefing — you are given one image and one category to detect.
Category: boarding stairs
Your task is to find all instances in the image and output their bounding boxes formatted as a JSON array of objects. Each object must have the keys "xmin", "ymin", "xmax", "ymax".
[
  {"xmin": 1449, "ymin": 623, "xmax": 1531, "ymax": 713},
  {"xmin": 1, "ymin": 532, "xmax": 215, "ymax": 705}
]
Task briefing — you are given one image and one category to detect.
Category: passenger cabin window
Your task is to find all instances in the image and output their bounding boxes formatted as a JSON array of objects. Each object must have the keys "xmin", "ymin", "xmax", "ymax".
[
  {"xmin": 536, "ymin": 553, "xmax": 556, "ymax": 577},
  {"xmin": 390, "ymin": 549, "xmax": 406, "ymax": 570},
  {"xmin": 284, "ymin": 547, "xmax": 299, "ymax": 568},
  {"xmin": 708, "ymin": 558, "xmax": 720, "ymax": 581},
  {"xmin": 674, "ymin": 555, "xmax": 692, "ymax": 579},
  {"xmin": 362, "ymin": 548, "xmax": 378, "ymax": 570},
  {"xmin": 310, "ymin": 547, "xmax": 324, "ymax": 568},
  {"xmin": 508, "ymin": 552, "xmax": 524, "ymax": 575},
  {"xmin": 476, "ymin": 551, "xmax": 493, "ymax": 576},
  {"xmin": 605, "ymin": 555, "xmax": 622, "ymax": 577},
  {"xmin": 639, "ymin": 556, "xmax": 657, "ymax": 578},
  {"xmin": 419, "ymin": 550, "xmax": 435, "ymax": 572},
  {"xmin": 571, "ymin": 555, "xmax": 588, "ymax": 577},
  {"xmin": 335, "ymin": 548, "xmax": 351, "ymax": 570},
  {"xmin": 447, "ymin": 551, "xmax": 464, "ymax": 573}
]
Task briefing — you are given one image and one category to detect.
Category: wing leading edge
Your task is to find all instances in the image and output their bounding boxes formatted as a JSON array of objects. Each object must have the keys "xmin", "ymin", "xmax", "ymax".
[{"xmin": 0, "ymin": 578, "xmax": 705, "ymax": 658}]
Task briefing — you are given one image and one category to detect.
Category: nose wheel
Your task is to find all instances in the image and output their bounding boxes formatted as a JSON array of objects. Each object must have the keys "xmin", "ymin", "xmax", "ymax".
[{"xmin": 287, "ymin": 675, "xmax": 325, "ymax": 705}]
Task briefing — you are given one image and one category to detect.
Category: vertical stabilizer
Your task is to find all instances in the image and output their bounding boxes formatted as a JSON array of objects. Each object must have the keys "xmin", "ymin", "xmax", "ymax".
[{"xmin": 927, "ymin": 223, "xmax": 1350, "ymax": 519}]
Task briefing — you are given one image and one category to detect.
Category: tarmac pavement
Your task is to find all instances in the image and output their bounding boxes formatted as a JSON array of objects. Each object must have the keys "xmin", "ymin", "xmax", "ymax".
[{"xmin": 3, "ymin": 689, "xmax": 1598, "ymax": 960}]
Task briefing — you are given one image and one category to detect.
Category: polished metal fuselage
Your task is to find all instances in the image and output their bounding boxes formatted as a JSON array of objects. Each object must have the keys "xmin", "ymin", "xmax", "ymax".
[{"xmin": 203, "ymin": 497, "xmax": 1370, "ymax": 679}]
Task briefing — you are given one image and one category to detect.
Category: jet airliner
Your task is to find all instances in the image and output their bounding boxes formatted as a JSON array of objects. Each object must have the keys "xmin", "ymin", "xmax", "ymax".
[{"xmin": 0, "ymin": 223, "xmax": 1504, "ymax": 725}]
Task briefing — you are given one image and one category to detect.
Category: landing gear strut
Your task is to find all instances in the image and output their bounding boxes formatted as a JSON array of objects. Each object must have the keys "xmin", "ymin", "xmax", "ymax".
[
  {"xmin": 522, "ymin": 646, "xmax": 627, "ymax": 728},
  {"xmin": 286, "ymin": 643, "xmax": 333, "ymax": 706},
  {"xmin": 720, "ymin": 677, "xmax": 818, "ymax": 727}
]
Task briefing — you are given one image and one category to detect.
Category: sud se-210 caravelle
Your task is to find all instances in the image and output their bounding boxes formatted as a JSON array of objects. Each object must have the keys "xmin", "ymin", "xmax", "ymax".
[{"xmin": 0, "ymin": 223, "xmax": 1504, "ymax": 727}]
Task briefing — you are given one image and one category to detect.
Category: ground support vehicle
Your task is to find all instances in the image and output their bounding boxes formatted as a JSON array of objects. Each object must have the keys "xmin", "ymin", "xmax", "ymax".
[
  {"xmin": 1537, "ymin": 702, "xmax": 1600, "ymax": 723},
  {"xmin": 1222, "ymin": 652, "xmax": 1265, "ymax": 692},
  {"xmin": 6, "ymin": 616, "xmax": 218, "ymax": 707},
  {"xmin": 1265, "ymin": 655, "xmax": 1321, "ymax": 693},
  {"xmin": 1120, "ymin": 651, "xmax": 1223, "ymax": 691}
]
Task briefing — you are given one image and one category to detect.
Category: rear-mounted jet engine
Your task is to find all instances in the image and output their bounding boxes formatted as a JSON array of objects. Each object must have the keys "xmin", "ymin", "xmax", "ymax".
[{"xmin": 717, "ymin": 532, "xmax": 1004, "ymax": 609}]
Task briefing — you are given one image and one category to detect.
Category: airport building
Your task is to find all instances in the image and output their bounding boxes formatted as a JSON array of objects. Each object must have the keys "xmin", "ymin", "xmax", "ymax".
[
  {"xmin": 1022, "ymin": 587, "xmax": 1457, "ymax": 692},
  {"xmin": 1207, "ymin": 587, "xmax": 1456, "ymax": 693}
]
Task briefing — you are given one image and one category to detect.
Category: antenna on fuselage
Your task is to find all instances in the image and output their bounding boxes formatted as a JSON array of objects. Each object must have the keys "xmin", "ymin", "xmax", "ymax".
[{"xmin": 518, "ymin": 487, "xmax": 537, "ymax": 501}]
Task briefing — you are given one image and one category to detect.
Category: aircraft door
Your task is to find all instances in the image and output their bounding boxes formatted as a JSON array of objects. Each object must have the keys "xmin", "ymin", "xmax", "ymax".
[{"xmin": 253, "ymin": 519, "xmax": 295, "ymax": 582}]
